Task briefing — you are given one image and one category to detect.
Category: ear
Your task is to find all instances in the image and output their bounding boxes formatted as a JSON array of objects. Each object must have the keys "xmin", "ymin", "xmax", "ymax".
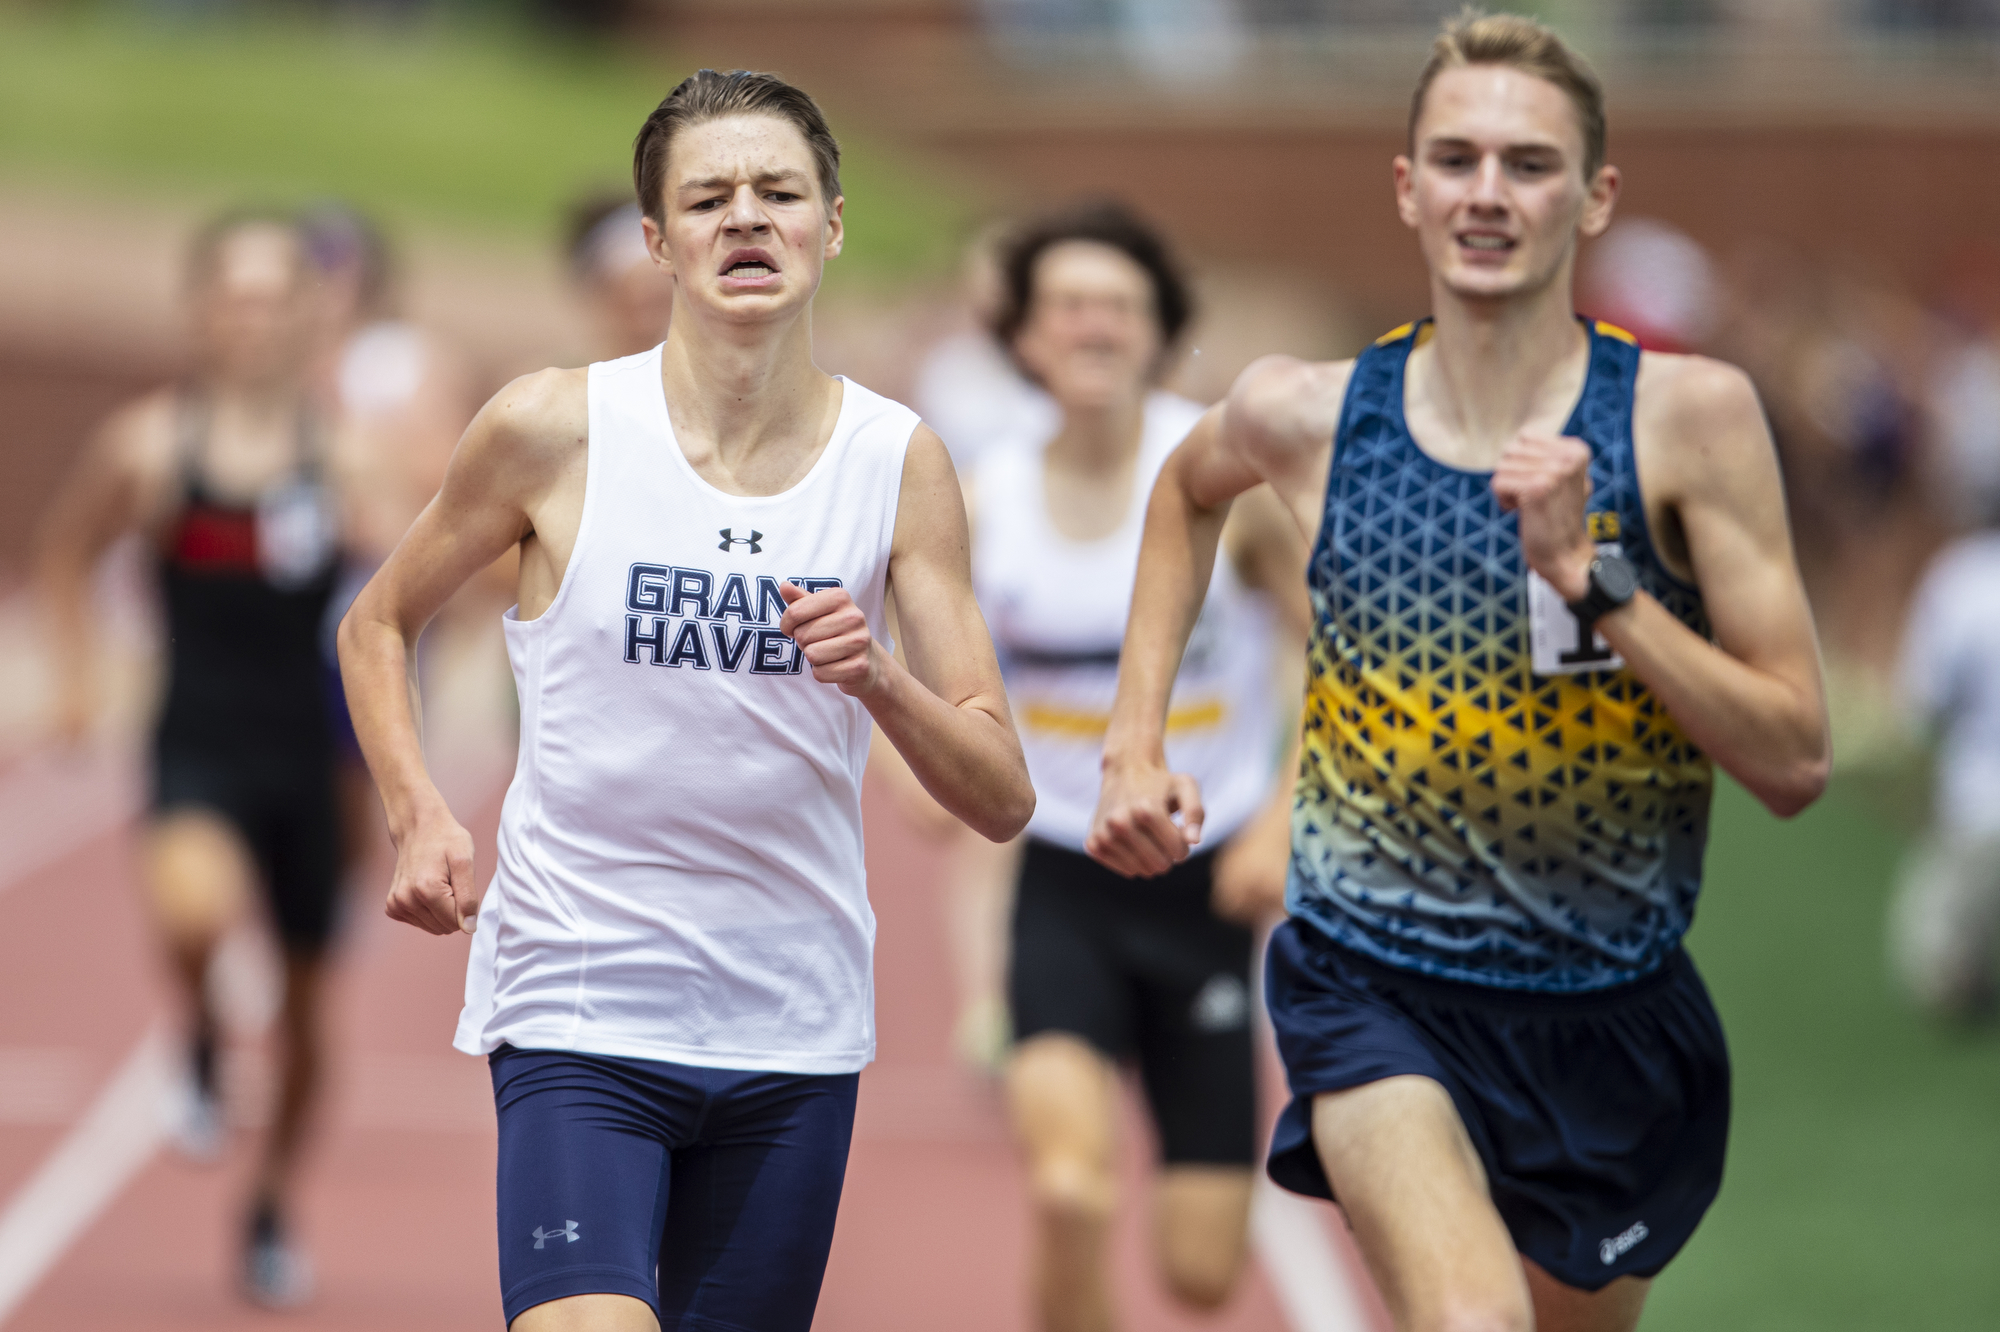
[
  {"xmin": 1393, "ymin": 155, "xmax": 1420, "ymax": 230},
  {"xmin": 642, "ymin": 211, "xmax": 673, "ymax": 276},
  {"xmin": 1578, "ymin": 164, "xmax": 1620, "ymax": 240},
  {"xmin": 823, "ymin": 195, "xmax": 845, "ymax": 261}
]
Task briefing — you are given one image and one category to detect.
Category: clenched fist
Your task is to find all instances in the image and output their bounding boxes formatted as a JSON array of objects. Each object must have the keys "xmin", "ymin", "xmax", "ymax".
[
  {"xmin": 1493, "ymin": 432, "xmax": 1595, "ymax": 601},
  {"xmin": 1086, "ymin": 756, "xmax": 1206, "ymax": 878},
  {"xmin": 779, "ymin": 581, "xmax": 887, "ymax": 697}
]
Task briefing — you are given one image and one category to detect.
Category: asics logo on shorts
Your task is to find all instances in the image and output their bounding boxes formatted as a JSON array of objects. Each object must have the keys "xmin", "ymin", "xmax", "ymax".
[
  {"xmin": 1599, "ymin": 1220, "xmax": 1648, "ymax": 1265},
  {"xmin": 718, "ymin": 528, "xmax": 763, "ymax": 554},
  {"xmin": 532, "ymin": 1220, "xmax": 580, "ymax": 1249}
]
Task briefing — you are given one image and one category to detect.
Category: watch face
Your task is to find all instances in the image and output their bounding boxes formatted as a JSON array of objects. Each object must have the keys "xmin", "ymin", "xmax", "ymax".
[{"xmin": 1595, "ymin": 554, "xmax": 1640, "ymax": 601}]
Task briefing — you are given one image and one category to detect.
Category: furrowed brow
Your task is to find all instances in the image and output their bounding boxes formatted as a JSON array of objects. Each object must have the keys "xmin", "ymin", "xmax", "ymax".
[{"xmin": 677, "ymin": 168, "xmax": 811, "ymax": 195}]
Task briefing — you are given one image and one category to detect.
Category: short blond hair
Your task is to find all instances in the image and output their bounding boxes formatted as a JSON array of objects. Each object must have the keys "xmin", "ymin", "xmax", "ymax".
[{"xmin": 1409, "ymin": 10, "xmax": 1606, "ymax": 178}]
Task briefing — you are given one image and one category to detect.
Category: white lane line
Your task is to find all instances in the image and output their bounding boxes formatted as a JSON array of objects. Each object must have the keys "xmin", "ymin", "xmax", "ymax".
[
  {"xmin": 1253, "ymin": 1177, "xmax": 1379, "ymax": 1332},
  {"xmin": 0, "ymin": 1022, "xmax": 170, "ymax": 1326}
]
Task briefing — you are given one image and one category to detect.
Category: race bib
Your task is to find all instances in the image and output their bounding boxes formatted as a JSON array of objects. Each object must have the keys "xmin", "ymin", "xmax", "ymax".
[
  {"xmin": 257, "ymin": 481, "xmax": 339, "ymax": 590},
  {"xmin": 1529, "ymin": 542, "xmax": 1625, "ymax": 677}
]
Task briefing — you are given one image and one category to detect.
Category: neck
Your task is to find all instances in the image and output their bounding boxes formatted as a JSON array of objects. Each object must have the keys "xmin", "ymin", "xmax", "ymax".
[
  {"xmin": 1417, "ymin": 273, "xmax": 1586, "ymax": 458},
  {"xmin": 1043, "ymin": 392, "xmax": 1148, "ymax": 475},
  {"xmin": 657, "ymin": 296, "xmax": 828, "ymax": 455},
  {"xmin": 199, "ymin": 370, "xmax": 304, "ymax": 423}
]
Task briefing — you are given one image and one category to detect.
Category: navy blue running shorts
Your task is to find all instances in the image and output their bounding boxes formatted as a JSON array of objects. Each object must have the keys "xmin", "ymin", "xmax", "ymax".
[
  {"xmin": 489, "ymin": 1044, "xmax": 857, "ymax": 1330},
  {"xmin": 1264, "ymin": 919, "xmax": 1731, "ymax": 1291}
]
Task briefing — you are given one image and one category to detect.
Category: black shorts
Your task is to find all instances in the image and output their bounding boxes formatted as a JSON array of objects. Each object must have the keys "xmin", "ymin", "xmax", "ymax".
[
  {"xmin": 151, "ymin": 743, "xmax": 344, "ymax": 953},
  {"xmin": 1008, "ymin": 836, "xmax": 1257, "ymax": 1166},
  {"xmin": 1265, "ymin": 918, "xmax": 1731, "ymax": 1291}
]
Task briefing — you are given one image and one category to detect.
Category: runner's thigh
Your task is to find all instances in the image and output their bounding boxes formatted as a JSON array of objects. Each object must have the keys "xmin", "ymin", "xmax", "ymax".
[
  {"xmin": 491, "ymin": 1048, "xmax": 681, "ymax": 1327},
  {"xmin": 655, "ymin": 1071, "xmax": 858, "ymax": 1332},
  {"xmin": 1312, "ymin": 1075, "xmax": 1530, "ymax": 1330}
]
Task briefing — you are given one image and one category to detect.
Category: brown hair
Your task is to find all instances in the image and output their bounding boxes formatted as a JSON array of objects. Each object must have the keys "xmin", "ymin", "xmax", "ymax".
[
  {"xmin": 631, "ymin": 69, "xmax": 842, "ymax": 222},
  {"xmin": 1408, "ymin": 10, "xmax": 1607, "ymax": 179},
  {"xmin": 991, "ymin": 199, "xmax": 1194, "ymax": 373}
]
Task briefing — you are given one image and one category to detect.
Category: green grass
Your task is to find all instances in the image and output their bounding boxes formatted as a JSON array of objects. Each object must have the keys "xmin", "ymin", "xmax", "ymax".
[
  {"xmin": 1647, "ymin": 779, "xmax": 2000, "ymax": 1331},
  {"xmin": 0, "ymin": 4, "xmax": 968, "ymax": 282}
]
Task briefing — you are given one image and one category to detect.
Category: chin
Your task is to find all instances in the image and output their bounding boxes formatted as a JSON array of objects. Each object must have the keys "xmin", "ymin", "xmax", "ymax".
[{"xmin": 1439, "ymin": 261, "xmax": 1543, "ymax": 302}]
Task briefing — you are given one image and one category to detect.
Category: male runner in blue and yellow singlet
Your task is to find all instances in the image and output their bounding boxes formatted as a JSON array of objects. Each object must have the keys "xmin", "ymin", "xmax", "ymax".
[{"xmin": 1088, "ymin": 13, "xmax": 1829, "ymax": 1332}]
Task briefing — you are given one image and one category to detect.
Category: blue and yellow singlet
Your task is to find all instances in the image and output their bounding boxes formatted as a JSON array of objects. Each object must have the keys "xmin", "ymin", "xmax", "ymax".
[{"xmin": 1289, "ymin": 319, "xmax": 1712, "ymax": 993}]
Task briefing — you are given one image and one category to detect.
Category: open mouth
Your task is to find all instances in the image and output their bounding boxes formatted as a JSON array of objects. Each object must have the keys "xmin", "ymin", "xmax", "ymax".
[
  {"xmin": 722, "ymin": 252, "xmax": 779, "ymax": 280},
  {"xmin": 1457, "ymin": 233, "xmax": 1516, "ymax": 253}
]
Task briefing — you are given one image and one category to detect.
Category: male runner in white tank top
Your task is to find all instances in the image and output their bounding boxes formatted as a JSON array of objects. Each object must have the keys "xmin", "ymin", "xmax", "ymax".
[
  {"xmin": 338, "ymin": 70, "xmax": 1033, "ymax": 1332},
  {"xmin": 975, "ymin": 203, "xmax": 1306, "ymax": 1331}
]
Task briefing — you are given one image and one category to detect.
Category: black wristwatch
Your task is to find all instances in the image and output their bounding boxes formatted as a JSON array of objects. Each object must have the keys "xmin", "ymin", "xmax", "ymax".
[{"xmin": 1566, "ymin": 552, "xmax": 1639, "ymax": 630}]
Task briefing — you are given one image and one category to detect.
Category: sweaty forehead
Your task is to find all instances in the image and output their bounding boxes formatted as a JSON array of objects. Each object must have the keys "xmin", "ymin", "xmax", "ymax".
[
  {"xmin": 1417, "ymin": 64, "xmax": 1583, "ymax": 157},
  {"xmin": 668, "ymin": 114, "xmax": 817, "ymax": 189}
]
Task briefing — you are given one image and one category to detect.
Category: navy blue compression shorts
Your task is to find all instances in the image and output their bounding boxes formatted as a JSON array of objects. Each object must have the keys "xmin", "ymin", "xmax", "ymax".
[
  {"xmin": 1264, "ymin": 918, "xmax": 1731, "ymax": 1291},
  {"xmin": 489, "ymin": 1044, "xmax": 857, "ymax": 1330}
]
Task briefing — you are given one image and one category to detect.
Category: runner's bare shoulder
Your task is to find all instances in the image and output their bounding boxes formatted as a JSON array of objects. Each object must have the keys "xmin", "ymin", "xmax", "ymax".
[
  {"xmin": 1225, "ymin": 354, "xmax": 1357, "ymax": 465},
  {"xmin": 1632, "ymin": 352, "xmax": 1773, "ymax": 493},
  {"xmin": 449, "ymin": 367, "xmax": 589, "ymax": 504},
  {"xmin": 83, "ymin": 388, "xmax": 184, "ymax": 528}
]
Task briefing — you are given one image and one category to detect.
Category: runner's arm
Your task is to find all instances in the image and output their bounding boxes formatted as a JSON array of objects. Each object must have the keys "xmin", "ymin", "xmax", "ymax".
[
  {"xmin": 33, "ymin": 403, "xmax": 171, "ymax": 744},
  {"xmin": 1209, "ymin": 483, "xmax": 1312, "ymax": 922},
  {"xmin": 788, "ymin": 424, "xmax": 1031, "ymax": 842},
  {"xmin": 1090, "ymin": 358, "xmax": 1343, "ymax": 877},
  {"xmin": 1497, "ymin": 357, "xmax": 1830, "ymax": 818},
  {"xmin": 1088, "ymin": 404, "xmax": 1260, "ymax": 877},
  {"xmin": 336, "ymin": 370, "xmax": 581, "ymax": 933}
]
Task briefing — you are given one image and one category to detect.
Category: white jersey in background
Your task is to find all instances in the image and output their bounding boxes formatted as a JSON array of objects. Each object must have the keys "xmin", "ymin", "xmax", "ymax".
[
  {"xmin": 455, "ymin": 347, "xmax": 916, "ymax": 1074},
  {"xmin": 1901, "ymin": 532, "xmax": 2000, "ymax": 838},
  {"xmin": 973, "ymin": 392, "xmax": 1279, "ymax": 851}
]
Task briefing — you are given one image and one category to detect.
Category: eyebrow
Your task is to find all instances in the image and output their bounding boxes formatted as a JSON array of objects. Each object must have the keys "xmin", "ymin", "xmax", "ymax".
[
  {"xmin": 677, "ymin": 168, "xmax": 811, "ymax": 194},
  {"xmin": 1424, "ymin": 135, "xmax": 1564, "ymax": 156}
]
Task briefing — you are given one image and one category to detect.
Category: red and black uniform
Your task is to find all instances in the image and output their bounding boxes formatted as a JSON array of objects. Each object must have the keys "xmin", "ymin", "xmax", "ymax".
[{"xmin": 152, "ymin": 395, "xmax": 347, "ymax": 953}]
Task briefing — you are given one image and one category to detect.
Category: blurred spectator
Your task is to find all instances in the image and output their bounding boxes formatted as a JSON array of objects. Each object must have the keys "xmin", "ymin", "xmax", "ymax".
[
  {"xmin": 303, "ymin": 204, "xmax": 512, "ymax": 813},
  {"xmin": 980, "ymin": 0, "xmax": 1250, "ymax": 77},
  {"xmin": 1889, "ymin": 527, "xmax": 2000, "ymax": 1019},
  {"xmin": 564, "ymin": 194, "xmax": 675, "ymax": 363},
  {"xmin": 301, "ymin": 203, "xmax": 472, "ymax": 565},
  {"xmin": 1923, "ymin": 240, "xmax": 2000, "ymax": 528},
  {"xmin": 302, "ymin": 203, "xmax": 479, "ymax": 858},
  {"xmin": 1708, "ymin": 248, "xmax": 1940, "ymax": 695},
  {"xmin": 912, "ymin": 223, "xmax": 1056, "ymax": 474},
  {"xmin": 1579, "ymin": 217, "xmax": 1719, "ymax": 353}
]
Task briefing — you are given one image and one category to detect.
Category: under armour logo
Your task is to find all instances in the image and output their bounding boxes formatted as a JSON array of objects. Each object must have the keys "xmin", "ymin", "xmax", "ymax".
[
  {"xmin": 532, "ymin": 1220, "xmax": 580, "ymax": 1249},
  {"xmin": 718, "ymin": 528, "xmax": 763, "ymax": 554}
]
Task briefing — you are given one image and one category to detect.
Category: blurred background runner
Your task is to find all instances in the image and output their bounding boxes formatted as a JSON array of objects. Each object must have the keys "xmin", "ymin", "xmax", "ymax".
[
  {"xmin": 34, "ymin": 211, "xmax": 351, "ymax": 1309},
  {"xmin": 562, "ymin": 193, "xmax": 676, "ymax": 364}
]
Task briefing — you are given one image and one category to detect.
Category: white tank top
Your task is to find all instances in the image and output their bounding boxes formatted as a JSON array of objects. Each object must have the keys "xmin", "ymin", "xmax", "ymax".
[
  {"xmin": 454, "ymin": 347, "xmax": 916, "ymax": 1074},
  {"xmin": 973, "ymin": 392, "xmax": 1279, "ymax": 852}
]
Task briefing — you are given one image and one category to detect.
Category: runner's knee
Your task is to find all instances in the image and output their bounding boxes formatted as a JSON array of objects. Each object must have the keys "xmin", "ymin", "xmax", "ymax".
[
  {"xmin": 1423, "ymin": 1291, "xmax": 1533, "ymax": 1332},
  {"xmin": 1026, "ymin": 1155, "xmax": 1115, "ymax": 1230},
  {"xmin": 1161, "ymin": 1254, "xmax": 1238, "ymax": 1311}
]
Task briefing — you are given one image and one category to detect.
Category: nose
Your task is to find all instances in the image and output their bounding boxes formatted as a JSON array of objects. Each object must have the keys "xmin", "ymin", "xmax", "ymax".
[
  {"xmin": 1469, "ymin": 152, "xmax": 1508, "ymax": 212},
  {"xmin": 723, "ymin": 183, "xmax": 769, "ymax": 235}
]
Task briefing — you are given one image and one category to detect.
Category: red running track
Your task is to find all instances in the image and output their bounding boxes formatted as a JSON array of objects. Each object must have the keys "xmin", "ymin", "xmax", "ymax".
[{"xmin": 0, "ymin": 754, "xmax": 1386, "ymax": 1331}]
